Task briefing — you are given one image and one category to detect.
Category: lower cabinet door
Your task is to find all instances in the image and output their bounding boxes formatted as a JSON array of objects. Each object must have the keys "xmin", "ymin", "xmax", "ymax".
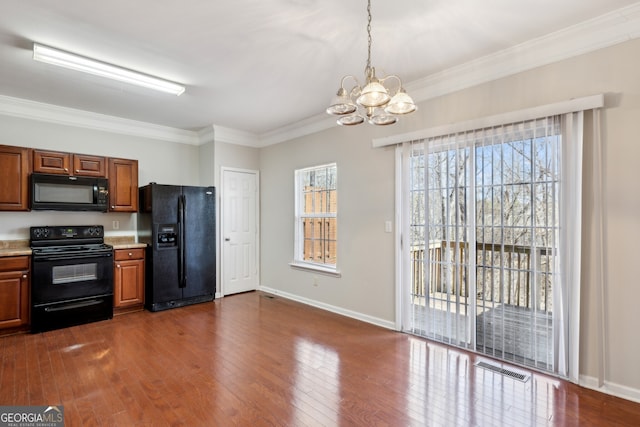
[
  {"xmin": 114, "ymin": 258, "xmax": 144, "ymax": 308},
  {"xmin": 0, "ymin": 269, "xmax": 30, "ymax": 329}
]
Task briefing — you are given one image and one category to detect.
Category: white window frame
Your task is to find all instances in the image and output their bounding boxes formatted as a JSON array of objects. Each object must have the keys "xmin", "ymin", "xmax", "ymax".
[{"xmin": 290, "ymin": 163, "xmax": 340, "ymax": 276}]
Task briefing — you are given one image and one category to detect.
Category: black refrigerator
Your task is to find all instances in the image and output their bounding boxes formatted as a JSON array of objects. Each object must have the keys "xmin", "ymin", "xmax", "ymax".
[{"xmin": 138, "ymin": 183, "xmax": 216, "ymax": 312}]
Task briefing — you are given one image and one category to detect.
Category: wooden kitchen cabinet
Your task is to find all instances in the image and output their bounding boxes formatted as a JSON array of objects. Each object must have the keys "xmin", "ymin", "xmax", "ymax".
[
  {"xmin": 113, "ymin": 248, "xmax": 145, "ymax": 313},
  {"xmin": 33, "ymin": 149, "xmax": 70, "ymax": 174},
  {"xmin": 108, "ymin": 157, "xmax": 138, "ymax": 212},
  {"xmin": 0, "ymin": 256, "xmax": 30, "ymax": 332},
  {"xmin": 0, "ymin": 145, "xmax": 30, "ymax": 211},
  {"xmin": 73, "ymin": 153, "xmax": 107, "ymax": 176},
  {"xmin": 33, "ymin": 149, "xmax": 106, "ymax": 177}
]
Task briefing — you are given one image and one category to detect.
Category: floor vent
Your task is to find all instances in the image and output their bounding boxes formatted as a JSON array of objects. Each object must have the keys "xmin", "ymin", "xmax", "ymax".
[{"xmin": 475, "ymin": 361, "xmax": 530, "ymax": 382}]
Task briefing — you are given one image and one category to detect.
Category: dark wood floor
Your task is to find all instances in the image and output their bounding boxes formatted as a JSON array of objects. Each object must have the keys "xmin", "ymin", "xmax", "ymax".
[{"xmin": 2, "ymin": 291, "xmax": 640, "ymax": 426}]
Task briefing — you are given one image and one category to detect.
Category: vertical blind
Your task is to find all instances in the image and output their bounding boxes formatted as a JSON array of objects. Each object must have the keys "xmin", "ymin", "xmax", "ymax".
[{"xmin": 401, "ymin": 114, "xmax": 582, "ymax": 376}]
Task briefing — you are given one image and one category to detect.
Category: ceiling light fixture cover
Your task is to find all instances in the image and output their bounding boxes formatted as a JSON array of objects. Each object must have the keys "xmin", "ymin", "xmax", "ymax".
[
  {"xmin": 326, "ymin": 0, "xmax": 416, "ymax": 126},
  {"xmin": 32, "ymin": 43, "xmax": 185, "ymax": 96}
]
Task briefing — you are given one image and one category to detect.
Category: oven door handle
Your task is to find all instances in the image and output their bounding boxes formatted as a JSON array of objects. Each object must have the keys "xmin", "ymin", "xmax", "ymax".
[
  {"xmin": 33, "ymin": 252, "xmax": 113, "ymax": 262},
  {"xmin": 44, "ymin": 298, "xmax": 103, "ymax": 312}
]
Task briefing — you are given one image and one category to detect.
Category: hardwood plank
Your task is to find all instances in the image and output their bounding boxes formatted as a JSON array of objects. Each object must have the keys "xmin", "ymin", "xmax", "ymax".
[
  {"xmin": 0, "ymin": 334, "xmax": 18, "ymax": 403},
  {"xmin": 25, "ymin": 333, "xmax": 45, "ymax": 405},
  {"xmin": 2, "ymin": 291, "xmax": 640, "ymax": 426}
]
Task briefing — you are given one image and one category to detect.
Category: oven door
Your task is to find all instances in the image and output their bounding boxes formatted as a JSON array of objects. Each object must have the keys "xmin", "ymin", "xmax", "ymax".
[
  {"xmin": 31, "ymin": 252, "xmax": 114, "ymax": 304},
  {"xmin": 31, "ymin": 251, "xmax": 114, "ymax": 333}
]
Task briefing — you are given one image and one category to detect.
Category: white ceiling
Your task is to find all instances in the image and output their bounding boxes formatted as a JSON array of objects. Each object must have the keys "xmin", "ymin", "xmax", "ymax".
[{"xmin": 0, "ymin": 0, "xmax": 638, "ymax": 138}]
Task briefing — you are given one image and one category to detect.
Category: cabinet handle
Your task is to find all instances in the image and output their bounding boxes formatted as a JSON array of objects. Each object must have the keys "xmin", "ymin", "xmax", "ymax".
[
  {"xmin": 76, "ymin": 169, "xmax": 80, "ymax": 173},
  {"xmin": 111, "ymin": 206, "xmax": 115, "ymax": 209},
  {"xmin": 22, "ymin": 274, "xmax": 27, "ymax": 278},
  {"xmin": 117, "ymin": 264, "xmax": 121, "ymax": 268},
  {"xmin": 64, "ymin": 167, "xmax": 68, "ymax": 172},
  {"xmin": 128, "ymin": 252, "xmax": 133, "ymax": 257}
]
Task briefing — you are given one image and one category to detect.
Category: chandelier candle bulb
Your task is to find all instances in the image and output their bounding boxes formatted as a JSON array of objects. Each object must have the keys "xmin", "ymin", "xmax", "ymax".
[{"xmin": 326, "ymin": 0, "xmax": 416, "ymax": 126}]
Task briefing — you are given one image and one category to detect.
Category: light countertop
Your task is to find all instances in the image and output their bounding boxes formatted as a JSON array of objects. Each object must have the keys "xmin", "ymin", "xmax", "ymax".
[
  {"xmin": 0, "ymin": 236, "xmax": 147, "ymax": 257},
  {"xmin": 0, "ymin": 240, "xmax": 31, "ymax": 257},
  {"xmin": 105, "ymin": 236, "xmax": 147, "ymax": 250}
]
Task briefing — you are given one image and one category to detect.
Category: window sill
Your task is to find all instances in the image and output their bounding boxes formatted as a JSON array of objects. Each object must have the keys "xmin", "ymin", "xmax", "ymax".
[{"xmin": 289, "ymin": 262, "xmax": 342, "ymax": 278}]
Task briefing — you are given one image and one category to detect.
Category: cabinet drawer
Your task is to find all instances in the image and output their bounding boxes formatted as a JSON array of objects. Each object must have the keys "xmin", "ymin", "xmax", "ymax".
[
  {"xmin": 114, "ymin": 248, "xmax": 145, "ymax": 261},
  {"xmin": 0, "ymin": 256, "xmax": 30, "ymax": 273}
]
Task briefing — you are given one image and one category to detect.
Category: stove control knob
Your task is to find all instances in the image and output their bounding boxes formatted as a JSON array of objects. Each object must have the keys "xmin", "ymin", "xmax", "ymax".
[{"xmin": 33, "ymin": 227, "xmax": 48, "ymax": 238}]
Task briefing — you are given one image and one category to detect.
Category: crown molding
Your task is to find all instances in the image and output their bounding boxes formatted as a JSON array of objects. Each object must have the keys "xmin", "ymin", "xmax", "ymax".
[
  {"xmin": 1, "ymin": 3, "xmax": 639, "ymax": 148},
  {"xmin": 212, "ymin": 125, "xmax": 260, "ymax": 147},
  {"xmin": 405, "ymin": 2, "xmax": 640, "ymax": 104},
  {"xmin": 197, "ymin": 125, "xmax": 215, "ymax": 144},
  {"xmin": 0, "ymin": 94, "xmax": 199, "ymax": 145},
  {"xmin": 257, "ymin": 113, "xmax": 336, "ymax": 148}
]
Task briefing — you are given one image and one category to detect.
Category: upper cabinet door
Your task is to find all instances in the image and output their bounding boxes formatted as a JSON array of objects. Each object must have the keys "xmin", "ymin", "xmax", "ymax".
[
  {"xmin": 73, "ymin": 154, "xmax": 106, "ymax": 177},
  {"xmin": 34, "ymin": 150, "xmax": 106, "ymax": 177},
  {"xmin": 108, "ymin": 158, "xmax": 138, "ymax": 212},
  {"xmin": 0, "ymin": 145, "xmax": 30, "ymax": 211},
  {"xmin": 33, "ymin": 149, "xmax": 71, "ymax": 175}
]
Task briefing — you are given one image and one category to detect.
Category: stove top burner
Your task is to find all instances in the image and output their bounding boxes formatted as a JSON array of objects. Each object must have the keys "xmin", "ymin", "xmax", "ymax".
[{"xmin": 30, "ymin": 225, "xmax": 113, "ymax": 260}]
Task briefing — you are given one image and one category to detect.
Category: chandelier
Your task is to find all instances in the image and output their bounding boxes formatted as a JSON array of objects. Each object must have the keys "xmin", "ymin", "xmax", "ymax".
[{"xmin": 326, "ymin": 0, "xmax": 416, "ymax": 126}]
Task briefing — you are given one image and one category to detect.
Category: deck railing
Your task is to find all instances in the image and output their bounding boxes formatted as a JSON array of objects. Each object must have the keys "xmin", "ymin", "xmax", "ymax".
[{"xmin": 411, "ymin": 241, "xmax": 554, "ymax": 313}]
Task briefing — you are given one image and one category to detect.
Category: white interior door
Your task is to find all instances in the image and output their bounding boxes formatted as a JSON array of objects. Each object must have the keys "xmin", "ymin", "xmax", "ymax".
[{"xmin": 221, "ymin": 168, "xmax": 259, "ymax": 295}]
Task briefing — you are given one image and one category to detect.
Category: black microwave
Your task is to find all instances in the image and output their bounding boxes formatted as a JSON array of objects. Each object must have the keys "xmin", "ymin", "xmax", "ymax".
[{"xmin": 30, "ymin": 173, "xmax": 109, "ymax": 212}]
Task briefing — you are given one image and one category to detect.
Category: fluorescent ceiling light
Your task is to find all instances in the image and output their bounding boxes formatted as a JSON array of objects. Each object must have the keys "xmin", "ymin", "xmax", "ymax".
[{"xmin": 32, "ymin": 43, "xmax": 185, "ymax": 96}]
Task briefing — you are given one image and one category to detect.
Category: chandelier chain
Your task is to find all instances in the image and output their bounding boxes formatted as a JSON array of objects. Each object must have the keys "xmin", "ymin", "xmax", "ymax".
[{"xmin": 366, "ymin": 0, "xmax": 372, "ymax": 70}]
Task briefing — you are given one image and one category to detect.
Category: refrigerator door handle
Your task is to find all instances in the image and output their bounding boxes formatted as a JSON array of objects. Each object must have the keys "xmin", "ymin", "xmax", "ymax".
[
  {"xmin": 182, "ymin": 194, "xmax": 187, "ymax": 287},
  {"xmin": 178, "ymin": 194, "xmax": 187, "ymax": 288}
]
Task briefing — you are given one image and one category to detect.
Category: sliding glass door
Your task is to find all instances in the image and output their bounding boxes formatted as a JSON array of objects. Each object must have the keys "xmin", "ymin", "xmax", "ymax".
[{"xmin": 401, "ymin": 116, "xmax": 566, "ymax": 374}]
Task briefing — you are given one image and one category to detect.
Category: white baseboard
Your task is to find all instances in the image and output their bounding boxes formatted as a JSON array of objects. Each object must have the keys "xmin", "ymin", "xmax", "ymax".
[
  {"xmin": 259, "ymin": 286, "xmax": 396, "ymax": 330},
  {"xmin": 580, "ymin": 375, "xmax": 640, "ymax": 404}
]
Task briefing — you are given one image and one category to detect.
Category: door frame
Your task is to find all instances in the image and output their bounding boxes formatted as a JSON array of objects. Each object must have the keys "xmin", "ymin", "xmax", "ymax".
[{"xmin": 220, "ymin": 167, "xmax": 260, "ymax": 297}]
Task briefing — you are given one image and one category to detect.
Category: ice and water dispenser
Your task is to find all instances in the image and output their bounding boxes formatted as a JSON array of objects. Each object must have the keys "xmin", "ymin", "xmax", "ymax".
[{"xmin": 156, "ymin": 224, "xmax": 178, "ymax": 249}]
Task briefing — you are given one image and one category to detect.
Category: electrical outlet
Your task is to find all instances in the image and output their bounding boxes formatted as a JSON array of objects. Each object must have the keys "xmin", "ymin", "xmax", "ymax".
[
  {"xmin": 313, "ymin": 276, "xmax": 319, "ymax": 287},
  {"xmin": 112, "ymin": 220, "xmax": 119, "ymax": 230}
]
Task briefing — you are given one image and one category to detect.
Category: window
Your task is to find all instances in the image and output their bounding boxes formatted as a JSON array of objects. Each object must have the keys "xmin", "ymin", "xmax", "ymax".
[{"xmin": 293, "ymin": 163, "xmax": 338, "ymax": 273}]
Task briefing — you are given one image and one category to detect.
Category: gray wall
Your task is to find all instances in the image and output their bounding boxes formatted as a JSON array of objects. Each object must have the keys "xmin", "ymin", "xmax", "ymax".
[
  {"xmin": 259, "ymin": 38, "xmax": 640, "ymax": 398},
  {"xmin": 0, "ymin": 114, "xmax": 201, "ymax": 240}
]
